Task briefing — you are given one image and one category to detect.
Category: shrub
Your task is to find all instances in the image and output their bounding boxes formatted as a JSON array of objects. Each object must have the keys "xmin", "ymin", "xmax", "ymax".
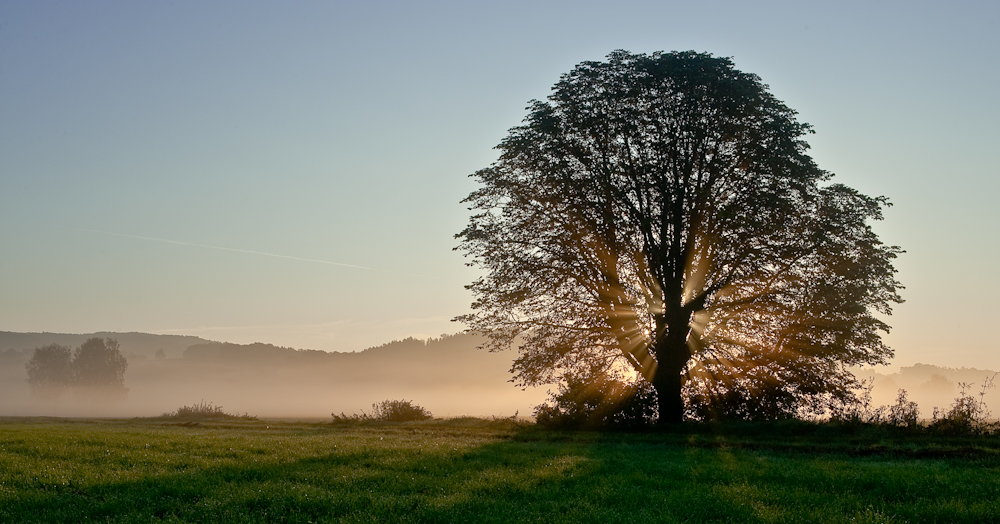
[
  {"xmin": 829, "ymin": 384, "xmax": 920, "ymax": 429},
  {"xmin": 887, "ymin": 389, "xmax": 920, "ymax": 429},
  {"xmin": 686, "ymin": 382, "xmax": 800, "ymax": 422},
  {"xmin": 930, "ymin": 376, "xmax": 997, "ymax": 435},
  {"xmin": 826, "ymin": 376, "xmax": 998, "ymax": 436},
  {"xmin": 370, "ymin": 399, "xmax": 432, "ymax": 422},
  {"xmin": 683, "ymin": 364, "xmax": 860, "ymax": 422},
  {"xmin": 534, "ymin": 374, "xmax": 656, "ymax": 429},
  {"xmin": 333, "ymin": 399, "xmax": 433, "ymax": 423},
  {"xmin": 828, "ymin": 378, "xmax": 887, "ymax": 425}
]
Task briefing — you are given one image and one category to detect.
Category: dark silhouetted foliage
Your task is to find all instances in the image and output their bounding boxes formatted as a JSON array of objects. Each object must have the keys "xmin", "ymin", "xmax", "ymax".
[
  {"xmin": 827, "ymin": 382, "xmax": 920, "ymax": 428},
  {"xmin": 887, "ymin": 389, "xmax": 921, "ymax": 429},
  {"xmin": 457, "ymin": 50, "xmax": 902, "ymax": 423},
  {"xmin": 686, "ymin": 382, "xmax": 799, "ymax": 422},
  {"xmin": 684, "ymin": 364, "xmax": 861, "ymax": 422},
  {"xmin": 534, "ymin": 374, "xmax": 657, "ymax": 429},
  {"xmin": 929, "ymin": 376, "xmax": 996, "ymax": 435},
  {"xmin": 822, "ymin": 377, "xmax": 1000, "ymax": 437}
]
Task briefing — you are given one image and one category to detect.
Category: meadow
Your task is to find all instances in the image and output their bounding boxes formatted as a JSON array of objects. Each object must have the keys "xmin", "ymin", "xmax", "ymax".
[{"xmin": 2, "ymin": 417, "xmax": 999, "ymax": 523}]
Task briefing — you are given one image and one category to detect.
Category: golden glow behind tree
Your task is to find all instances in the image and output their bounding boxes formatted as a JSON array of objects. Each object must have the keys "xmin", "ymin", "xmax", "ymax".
[{"xmin": 456, "ymin": 50, "xmax": 903, "ymax": 423}]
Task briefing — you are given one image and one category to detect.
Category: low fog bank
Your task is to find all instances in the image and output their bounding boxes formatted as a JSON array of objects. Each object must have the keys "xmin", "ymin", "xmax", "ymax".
[
  {"xmin": 859, "ymin": 364, "xmax": 1000, "ymax": 418},
  {"xmin": 3, "ymin": 331, "xmax": 996, "ymax": 420},
  {"xmin": 0, "ymin": 333, "xmax": 548, "ymax": 419}
]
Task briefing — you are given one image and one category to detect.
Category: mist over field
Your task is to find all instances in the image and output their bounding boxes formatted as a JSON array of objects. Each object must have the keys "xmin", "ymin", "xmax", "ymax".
[
  {"xmin": 1, "ymin": 331, "xmax": 995, "ymax": 421},
  {"xmin": 858, "ymin": 365, "xmax": 1000, "ymax": 418},
  {"xmin": 0, "ymin": 332, "xmax": 547, "ymax": 419}
]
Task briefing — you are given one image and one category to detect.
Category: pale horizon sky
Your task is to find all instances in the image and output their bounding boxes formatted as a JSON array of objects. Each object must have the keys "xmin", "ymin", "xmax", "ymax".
[{"xmin": 1, "ymin": 1, "xmax": 998, "ymax": 372}]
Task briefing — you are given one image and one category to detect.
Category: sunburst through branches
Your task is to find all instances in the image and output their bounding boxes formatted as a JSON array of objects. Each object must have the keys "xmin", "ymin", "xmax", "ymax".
[{"xmin": 457, "ymin": 50, "xmax": 902, "ymax": 423}]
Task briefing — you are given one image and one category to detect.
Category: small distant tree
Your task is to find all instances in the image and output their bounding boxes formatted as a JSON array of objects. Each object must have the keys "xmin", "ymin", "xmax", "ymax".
[
  {"xmin": 154, "ymin": 348, "xmax": 166, "ymax": 360},
  {"xmin": 25, "ymin": 344, "xmax": 73, "ymax": 398},
  {"xmin": 73, "ymin": 337, "xmax": 128, "ymax": 393},
  {"xmin": 25, "ymin": 337, "xmax": 128, "ymax": 400},
  {"xmin": 886, "ymin": 389, "xmax": 920, "ymax": 429}
]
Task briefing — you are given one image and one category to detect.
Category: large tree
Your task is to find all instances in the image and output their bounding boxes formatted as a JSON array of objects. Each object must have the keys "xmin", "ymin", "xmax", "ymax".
[{"xmin": 456, "ymin": 51, "xmax": 902, "ymax": 423}]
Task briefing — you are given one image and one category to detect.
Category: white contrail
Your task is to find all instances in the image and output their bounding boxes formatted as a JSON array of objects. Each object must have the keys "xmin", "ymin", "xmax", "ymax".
[{"xmin": 77, "ymin": 228, "xmax": 372, "ymax": 270}]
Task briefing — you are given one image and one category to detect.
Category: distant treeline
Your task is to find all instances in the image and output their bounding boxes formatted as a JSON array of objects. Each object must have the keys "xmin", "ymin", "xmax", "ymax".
[
  {"xmin": 0, "ymin": 331, "xmax": 213, "ymax": 360},
  {"xmin": 184, "ymin": 342, "xmax": 326, "ymax": 361},
  {"xmin": 181, "ymin": 335, "xmax": 479, "ymax": 364},
  {"xmin": 0, "ymin": 331, "xmax": 470, "ymax": 363}
]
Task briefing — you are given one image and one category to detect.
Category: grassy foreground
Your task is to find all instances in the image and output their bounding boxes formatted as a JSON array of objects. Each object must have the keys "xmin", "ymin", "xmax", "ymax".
[{"xmin": 1, "ymin": 417, "xmax": 999, "ymax": 523}]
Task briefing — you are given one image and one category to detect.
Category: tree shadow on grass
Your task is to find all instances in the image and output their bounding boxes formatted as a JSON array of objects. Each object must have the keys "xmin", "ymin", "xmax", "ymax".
[{"xmin": 5, "ymin": 422, "xmax": 1000, "ymax": 523}]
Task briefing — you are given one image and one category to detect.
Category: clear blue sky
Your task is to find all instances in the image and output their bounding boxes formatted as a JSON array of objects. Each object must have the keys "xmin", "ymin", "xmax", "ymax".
[{"xmin": 1, "ymin": 1, "xmax": 997, "ymax": 370}]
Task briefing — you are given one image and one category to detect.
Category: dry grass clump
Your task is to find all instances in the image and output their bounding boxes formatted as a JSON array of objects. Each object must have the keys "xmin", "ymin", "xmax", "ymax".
[{"xmin": 162, "ymin": 400, "xmax": 257, "ymax": 420}]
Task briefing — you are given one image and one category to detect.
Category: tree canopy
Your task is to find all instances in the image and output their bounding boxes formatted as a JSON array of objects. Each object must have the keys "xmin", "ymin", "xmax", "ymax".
[
  {"xmin": 25, "ymin": 344, "xmax": 73, "ymax": 395},
  {"xmin": 72, "ymin": 337, "xmax": 128, "ymax": 390},
  {"xmin": 456, "ymin": 50, "xmax": 902, "ymax": 423}
]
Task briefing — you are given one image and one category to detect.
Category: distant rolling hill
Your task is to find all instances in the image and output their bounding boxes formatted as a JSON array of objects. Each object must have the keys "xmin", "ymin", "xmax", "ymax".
[
  {"xmin": 858, "ymin": 364, "xmax": 1000, "ymax": 417},
  {"xmin": 0, "ymin": 331, "xmax": 214, "ymax": 359},
  {"xmin": 0, "ymin": 331, "xmax": 546, "ymax": 419}
]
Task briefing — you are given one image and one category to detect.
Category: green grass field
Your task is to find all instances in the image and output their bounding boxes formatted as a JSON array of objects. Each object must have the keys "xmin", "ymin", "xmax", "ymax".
[{"xmin": 2, "ymin": 417, "xmax": 999, "ymax": 523}]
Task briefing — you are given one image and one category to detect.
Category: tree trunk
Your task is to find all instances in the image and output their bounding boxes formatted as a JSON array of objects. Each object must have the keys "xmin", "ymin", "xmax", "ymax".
[
  {"xmin": 652, "ymin": 311, "xmax": 692, "ymax": 424},
  {"xmin": 653, "ymin": 359, "xmax": 686, "ymax": 424}
]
